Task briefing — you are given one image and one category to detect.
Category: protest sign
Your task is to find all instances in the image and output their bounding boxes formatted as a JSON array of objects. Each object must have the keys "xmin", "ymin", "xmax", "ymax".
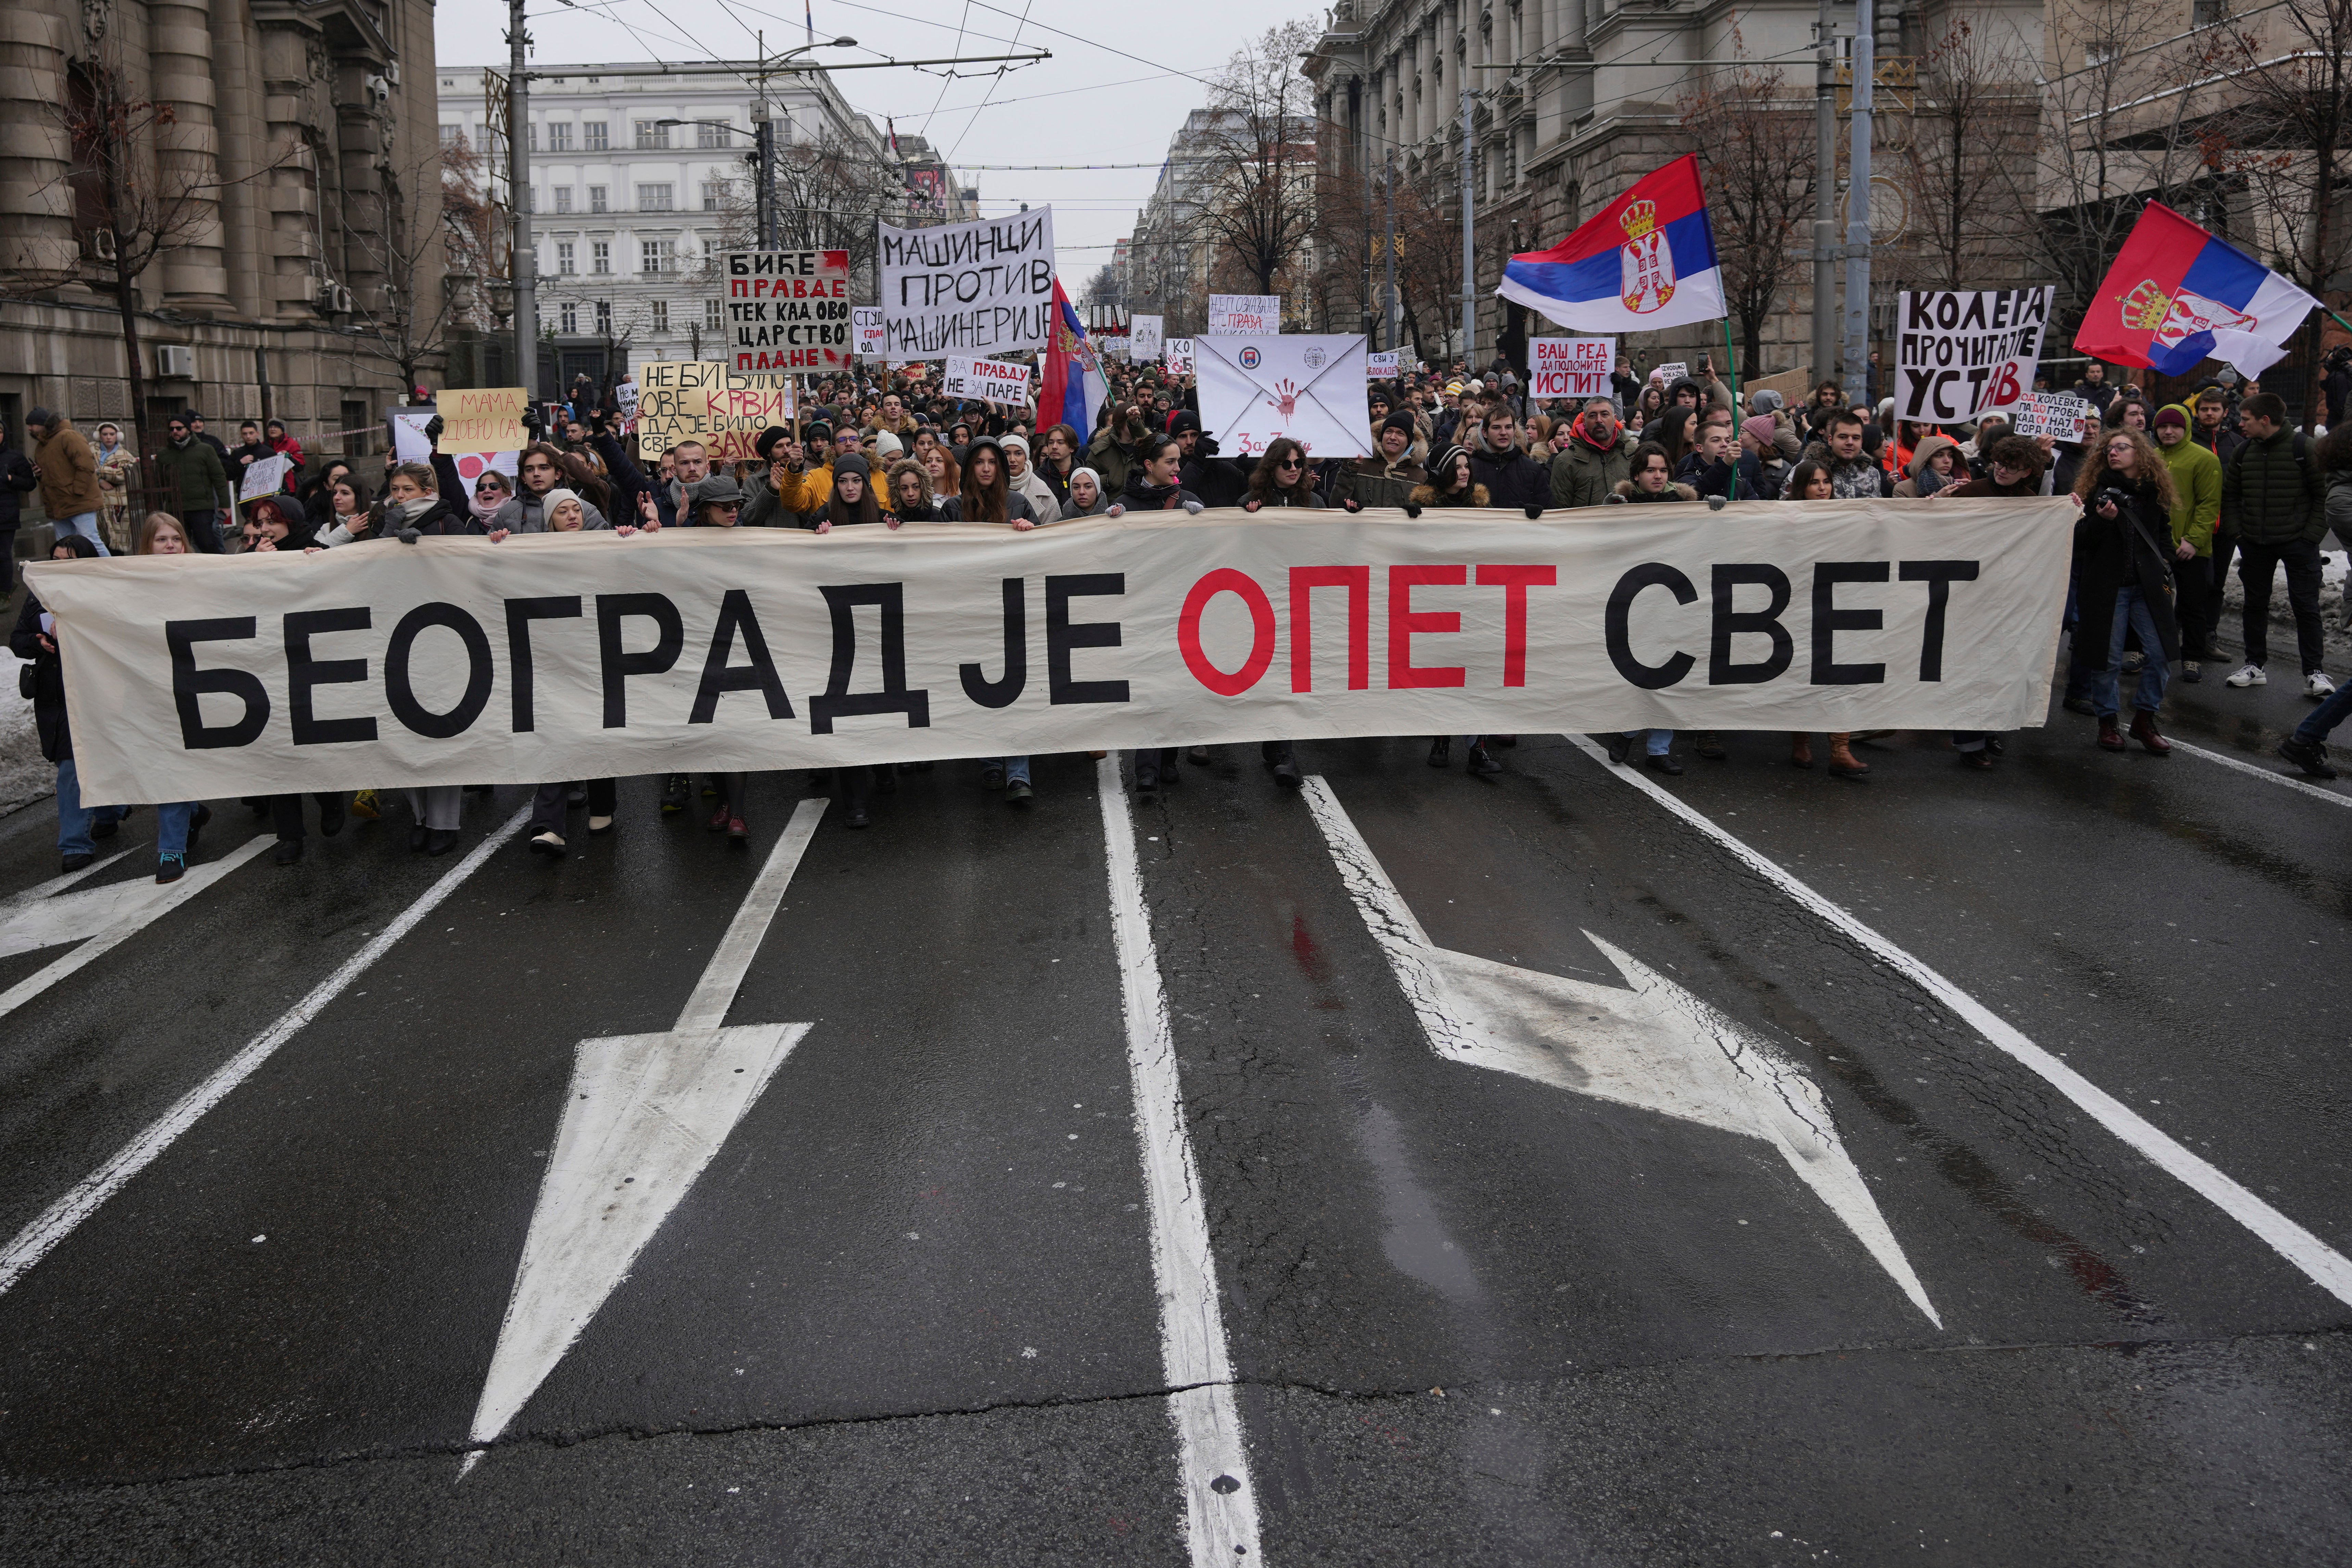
[
  {"xmin": 1196, "ymin": 335, "xmax": 1373, "ymax": 459},
  {"xmin": 387, "ymin": 409, "xmax": 434, "ymax": 462},
  {"xmin": 30, "ymin": 499, "xmax": 2073, "ymax": 806},
  {"xmin": 1367, "ymin": 351, "xmax": 1401, "ymax": 378},
  {"xmin": 1650, "ymin": 361, "xmax": 1689, "ymax": 387},
  {"xmin": 1895, "ymin": 286, "xmax": 2054, "ymax": 423},
  {"xmin": 1129, "ymin": 314, "xmax": 1164, "ymax": 361},
  {"xmin": 237, "ymin": 454, "xmax": 292, "ymax": 504},
  {"xmin": 1529, "ymin": 338, "xmax": 1615, "ymax": 400},
  {"xmin": 878, "ymin": 210, "xmax": 1055, "ymax": 357},
  {"xmin": 1206, "ymin": 294, "xmax": 1281, "ymax": 335},
  {"xmin": 722, "ymin": 250, "xmax": 852, "ymax": 374},
  {"xmin": 1163, "ymin": 339, "xmax": 1194, "ymax": 376},
  {"xmin": 942, "ymin": 355, "xmax": 1034, "ymax": 404},
  {"xmin": 2008, "ymin": 391, "xmax": 2093, "ymax": 444},
  {"xmin": 853, "ymin": 306, "xmax": 885, "ymax": 358},
  {"xmin": 615, "ymin": 377, "xmax": 640, "ymax": 426},
  {"xmin": 634, "ymin": 362, "xmax": 797, "ymax": 462},
  {"xmin": 435, "ymin": 386, "xmax": 530, "ymax": 455}
]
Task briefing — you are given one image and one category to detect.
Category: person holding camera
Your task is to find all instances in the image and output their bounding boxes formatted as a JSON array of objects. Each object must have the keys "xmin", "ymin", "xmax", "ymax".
[{"xmin": 2073, "ymin": 428, "xmax": 2183, "ymax": 756}]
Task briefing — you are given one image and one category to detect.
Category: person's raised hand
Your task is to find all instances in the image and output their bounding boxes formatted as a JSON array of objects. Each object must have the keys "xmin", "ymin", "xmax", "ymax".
[{"xmin": 423, "ymin": 414, "xmax": 445, "ymax": 445}]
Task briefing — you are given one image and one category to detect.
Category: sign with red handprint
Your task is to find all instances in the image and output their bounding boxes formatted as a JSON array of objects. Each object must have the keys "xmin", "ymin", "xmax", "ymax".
[{"xmin": 1196, "ymin": 335, "xmax": 1372, "ymax": 460}]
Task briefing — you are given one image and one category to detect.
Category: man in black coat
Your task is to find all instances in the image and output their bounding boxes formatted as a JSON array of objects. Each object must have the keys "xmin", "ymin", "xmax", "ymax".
[
  {"xmin": 1168, "ymin": 408, "xmax": 1248, "ymax": 509},
  {"xmin": 1466, "ymin": 404, "xmax": 1547, "ymax": 510}
]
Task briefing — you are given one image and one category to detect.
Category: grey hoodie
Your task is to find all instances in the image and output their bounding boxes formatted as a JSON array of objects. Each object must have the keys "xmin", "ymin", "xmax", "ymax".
[{"xmin": 490, "ymin": 488, "xmax": 610, "ymax": 533}]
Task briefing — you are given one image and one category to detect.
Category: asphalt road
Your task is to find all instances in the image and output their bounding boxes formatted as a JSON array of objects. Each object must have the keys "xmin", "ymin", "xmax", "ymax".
[{"xmin": 0, "ymin": 660, "xmax": 2347, "ymax": 1566}]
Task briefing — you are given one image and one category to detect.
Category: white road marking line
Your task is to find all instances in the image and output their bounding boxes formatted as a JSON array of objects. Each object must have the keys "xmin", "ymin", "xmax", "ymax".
[
  {"xmin": 1303, "ymin": 778, "xmax": 1939, "ymax": 1327},
  {"xmin": 1095, "ymin": 756, "xmax": 1266, "ymax": 1567},
  {"xmin": 1564, "ymin": 735, "xmax": 2352, "ymax": 1310},
  {"xmin": 0, "ymin": 836, "xmax": 273, "ymax": 1020},
  {"xmin": 2172, "ymin": 737, "xmax": 2352, "ymax": 810},
  {"xmin": 0, "ymin": 806, "xmax": 533, "ymax": 1298},
  {"xmin": 463, "ymin": 797, "xmax": 827, "ymax": 1475}
]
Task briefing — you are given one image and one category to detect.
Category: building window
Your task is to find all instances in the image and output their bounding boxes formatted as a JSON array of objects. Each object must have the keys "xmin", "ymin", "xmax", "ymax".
[
  {"xmin": 526, "ymin": 123, "xmax": 538, "ymax": 151},
  {"xmin": 701, "ymin": 180, "xmax": 726, "ymax": 211},
  {"xmin": 696, "ymin": 121, "xmax": 733, "ymax": 148},
  {"xmin": 438, "ymin": 123, "xmax": 461, "ymax": 148},
  {"xmin": 557, "ymin": 241, "xmax": 576, "ymax": 275},
  {"xmin": 588, "ymin": 185, "xmax": 608, "ymax": 214},
  {"xmin": 591, "ymin": 240, "xmax": 611, "ymax": 275},
  {"xmin": 641, "ymin": 237, "xmax": 676, "ymax": 274},
  {"xmin": 554, "ymin": 185, "xmax": 573, "ymax": 214},
  {"xmin": 549, "ymin": 121, "xmax": 573, "ymax": 151},
  {"xmin": 595, "ymin": 300, "xmax": 612, "ymax": 334},
  {"xmin": 560, "ymin": 302, "xmax": 578, "ymax": 333},
  {"xmin": 634, "ymin": 120, "xmax": 670, "ymax": 149},
  {"xmin": 2191, "ymin": 0, "xmax": 2226, "ymax": 23},
  {"xmin": 704, "ymin": 298, "xmax": 723, "ymax": 331},
  {"xmin": 584, "ymin": 121, "xmax": 609, "ymax": 151},
  {"xmin": 637, "ymin": 183, "xmax": 675, "ymax": 211},
  {"xmin": 650, "ymin": 300, "xmax": 669, "ymax": 332}
]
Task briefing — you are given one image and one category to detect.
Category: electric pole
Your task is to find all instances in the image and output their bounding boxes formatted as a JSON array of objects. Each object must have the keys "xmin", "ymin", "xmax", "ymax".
[
  {"xmin": 1460, "ymin": 89, "xmax": 1476, "ymax": 370},
  {"xmin": 1813, "ymin": 0, "xmax": 1838, "ymax": 388},
  {"xmin": 1842, "ymin": 0, "xmax": 1874, "ymax": 410},
  {"xmin": 508, "ymin": 0, "xmax": 535, "ymax": 400}
]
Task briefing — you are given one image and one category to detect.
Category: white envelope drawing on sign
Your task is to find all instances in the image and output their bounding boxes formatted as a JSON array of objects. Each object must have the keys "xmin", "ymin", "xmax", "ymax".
[{"xmin": 1196, "ymin": 334, "xmax": 1373, "ymax": 461}]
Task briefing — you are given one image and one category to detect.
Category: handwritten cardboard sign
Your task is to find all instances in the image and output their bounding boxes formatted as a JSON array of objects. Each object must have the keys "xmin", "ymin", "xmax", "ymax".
[{"xmin": 436, "ymin": 386, "xmax": 529, "ymax": 455}]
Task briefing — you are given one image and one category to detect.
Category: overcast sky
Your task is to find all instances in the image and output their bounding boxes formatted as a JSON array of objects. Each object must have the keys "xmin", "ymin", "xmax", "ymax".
[{"xmin": 436, "ymin": 0, "xmax": 1330, "ymax": 279}]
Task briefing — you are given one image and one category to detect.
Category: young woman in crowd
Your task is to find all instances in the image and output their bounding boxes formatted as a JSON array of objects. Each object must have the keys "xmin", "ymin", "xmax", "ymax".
[
  {"xmin": 93, "ymin": 422, "xmax": 138, "ymax": 552},
  {"xmin": 2073, "ymin": 427, "xmax": 2182, "ymax": 757},
  {"xmin": 887, "ymin": 460, "xmax": 940, "ymax": 522},
  {"xmin": 1110, "ymin": 434, "xmax": 1204, "ymax": 799},
  {"xmin": 940, "ymin": 436, "xmax": 1038, "ymax": 525},
  {"xmin": 1411, "ymin": 445, "xmax": 1486, "ymax": 508},
  {"xmin": 924, "ymin": 443, "xmax": 962, "ymax": 502},
  {"xmin": 316, "ymin": 474, "xmax": 375, "ymax": 545},
  {"xmin": 1062, "ymin": 466, "xmax": 1111, "ymax": 517},
  {"xmin": 127, "ymin": 514, "xmax": 217, "ymax": 877},
  {"xmin": 998, "ymin": 435, "xmax": 1062, "ymax": 523},
  {"xmin": 1239, "ymin": 440, "xmax": 1323, "ymax": 787}
]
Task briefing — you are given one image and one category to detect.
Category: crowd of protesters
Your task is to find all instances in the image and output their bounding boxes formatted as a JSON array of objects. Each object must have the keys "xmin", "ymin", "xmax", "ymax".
[{"xmin": 13, "ymin": 340, "xmax": 2352, "ymax": 883}]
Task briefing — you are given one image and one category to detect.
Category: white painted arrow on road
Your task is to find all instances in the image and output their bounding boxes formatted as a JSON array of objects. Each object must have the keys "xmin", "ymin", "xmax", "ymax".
[
  {"xmin": 0, "ymin": 834, "xmax": 272, "ymax": 1023},
  {"xmin": 464, "ymin": 797, "xmax": 828, "ymax": 1470},
  {"xmin": 1303, "ymin": 777, "xmax": 1940, "ymax": 1328}
]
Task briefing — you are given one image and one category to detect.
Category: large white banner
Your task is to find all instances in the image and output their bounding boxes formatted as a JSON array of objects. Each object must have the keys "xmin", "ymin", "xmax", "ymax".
[
  {"xmin": 1129, "ymin": 314, "xmax": 1164, "ymax": 361},
  {"xmin": 878, "ymin": 210, "xmax": 1056, "ymax": 358},
  {"xmin": 29, "ymin": 502, "xmax": 2070, "ymax": 805},
  {"xmin": 1895, "ymin": 287, "xmax": 2054, "ymax": 424},
  {"xmin": 1197, "ymin": 335, "xmax": 1373, "ymax": 460}
]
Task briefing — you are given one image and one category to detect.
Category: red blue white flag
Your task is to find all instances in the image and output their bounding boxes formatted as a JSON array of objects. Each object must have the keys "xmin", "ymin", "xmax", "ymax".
[
  {"xmin": 1497, "ymin": 154, "xmax": 1724, "ymax": 333},
  {"xmin": 2074, "ymin": 202, "xmax": 2317, "ymax": 380},
  {"xmin": 1037, "ymin": 279, "xmax": 1108, "ymax": 444}
]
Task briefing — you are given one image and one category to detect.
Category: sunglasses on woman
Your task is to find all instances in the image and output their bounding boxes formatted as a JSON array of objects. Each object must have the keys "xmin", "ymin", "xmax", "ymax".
[{"xmin": 1277, "ymin": 455, "xmax": 1302, "ymax": 469}]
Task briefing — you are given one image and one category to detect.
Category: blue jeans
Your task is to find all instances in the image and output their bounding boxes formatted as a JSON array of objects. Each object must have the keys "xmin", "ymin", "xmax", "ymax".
[
  {"xmin": 155, "ymin": 801, "xmax": 199, "ymax": 856},
  {"xmin": 53, "ymin": 512, "xmax": 108, "ymax": 554},
  {"xmin": 2293, "ymin": 677, "xmax": 2352, "ymax": 744},
  {"xmin": 2093, "ymin": 588, "xmax": 2170, "ymax": 719},
  {"xmin": 1624, "ymin": 729, "xmax": 1674, "ymax": 756},
  {"xmin": 56, "ymin": 757, "xmax": 126, "ymax": 856},
  {"xmin": 988, "ymin": 755, "xmax": 1031, "ymax": 785}
]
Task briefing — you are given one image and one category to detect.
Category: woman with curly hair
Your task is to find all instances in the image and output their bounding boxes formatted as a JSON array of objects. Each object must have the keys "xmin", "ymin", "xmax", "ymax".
[{"xmin": 2073, "ymin": 426, "xmax": 2182, "ymax": 756}]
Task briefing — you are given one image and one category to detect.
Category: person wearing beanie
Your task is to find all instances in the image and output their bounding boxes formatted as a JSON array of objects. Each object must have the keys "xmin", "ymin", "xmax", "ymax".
[
  {"xmin": 797, "ymin": 454, "xmax": 879, "ymax": 531},
  {"xmin": 2155, "ymin": 402, "xmax": 2222, "ymax": 682},
  {"xmin": 1337, "ymin": 409, "xmax": 1429, "ymax": 510},
  {"xmin": 998, "ymin": 433, "xmax": 1061, "ymax": 523},
  {"xmin": 873, "ymin": 429, "xmax": 905, "ymax": 464},
  {"xmin": 28, "ymin": 408, "xmax": 104, "ymax": 551}
]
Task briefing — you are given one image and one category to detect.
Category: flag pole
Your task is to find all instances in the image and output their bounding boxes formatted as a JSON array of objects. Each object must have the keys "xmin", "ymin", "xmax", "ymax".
[{"xmin": 1721, "ymin": 314, "xmax": 1742, "ymax": 502}]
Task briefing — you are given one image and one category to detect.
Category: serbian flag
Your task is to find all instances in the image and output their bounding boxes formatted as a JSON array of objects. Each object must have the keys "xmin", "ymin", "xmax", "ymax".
[
  {"xmin": 1497, "ymin": 154, "xmax": 1723, "ymax": 332},
  {"xmin": 2075, "ymin": 203, "xmax": 2317, "ymax": 379},
  {"xmin": 1037, "ymin": 279, "xmax": 1108, "ymax": 443}
]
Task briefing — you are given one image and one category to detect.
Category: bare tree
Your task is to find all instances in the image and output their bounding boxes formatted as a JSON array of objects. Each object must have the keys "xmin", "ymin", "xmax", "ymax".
[
  {"xmin": 2037, "ymin": 0, "xmax": 2208, "ymax": 343},
  {"xmin": 52, "ymin": 51, "xmax": 290, "ymax": 459},
  {"xmin": 2196, "ymin": 0, "xmax": 2352, "ymax": 424},
  {"xmin": 1196, "ymin": 21, "xmax": 1321, "ymax": 297},
  {"xmin": 1901, "ymin": 18, "xmax": 2041, "ymax": 290},
  {"xmin": 769, "ymin": 135, "xmax": 898, "ymax": 301},
  {"xmin": 1677, "ymin": 64, "xmax": 1819, "ymax": 377},
  {"xmin": 333, "ymin": 140, "xmax": 479, "ymax": 397}
]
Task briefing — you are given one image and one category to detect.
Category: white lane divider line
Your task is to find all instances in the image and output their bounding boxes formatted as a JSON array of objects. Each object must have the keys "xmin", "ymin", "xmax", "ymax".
[
  {"xmin": 2172, "ymin": 736, "xmax": 2352, "ymax": 810},
  {"xmin": 1302, "ymin": 777, "xmax": 1940, "ymax": 1327},
  {"xmin": 0, "ymin": 806, "xmax": 533, "ymax": 1298},
  {"xmin": 1095, "ymin": 756, "xmax": 1266, "ymax": 1567},
  {"xmin": 462, "ymin": 797, "xmax": 827, "ymax": 1476},
  {"xmin": 0, "ymin": 834, "xmax": 275, "ymax": 1023},
  {"xmin": 1565, "ymin": 734, "xmax": 2352, "ymax": 1310}
]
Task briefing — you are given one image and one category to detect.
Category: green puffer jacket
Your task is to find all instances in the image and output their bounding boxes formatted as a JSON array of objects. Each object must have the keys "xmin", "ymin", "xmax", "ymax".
[
  {"xmin": 2157, "ymin": 407, "xmax": 2220, "ymax": 555},
  {"xmin": 152, "ymin": 435, "xmax": 231, "ymax": 513},
  {"xmin": 2221, "ymin": 426, "xmax": 2326, "ymax": 547}
]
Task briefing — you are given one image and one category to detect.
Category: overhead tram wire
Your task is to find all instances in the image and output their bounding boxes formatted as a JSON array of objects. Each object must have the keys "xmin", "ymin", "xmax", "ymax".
[{"xmin": 943, "ymin": 0, "xmax": 1035, "ymax": 162}]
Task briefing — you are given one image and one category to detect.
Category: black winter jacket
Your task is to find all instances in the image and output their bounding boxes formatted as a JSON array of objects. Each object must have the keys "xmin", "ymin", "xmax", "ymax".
[
  {"xmin": 2221, "ymin": 427, "xmax": 2327, "ymax": 547},
  {"xmin": 2072, "ymin": 474, "xmax": 2180, "ymax": 664},
  {"xmin": 0, "ymin": 447, "xmax": 35, "ymax": 528},
  {"xmin": 10, "ymin": 591, "xmax": 70, "ymax": 761},
  {"xmin": 1469, "ymin": 443, "xmax": 1549, "ymax": 509}
]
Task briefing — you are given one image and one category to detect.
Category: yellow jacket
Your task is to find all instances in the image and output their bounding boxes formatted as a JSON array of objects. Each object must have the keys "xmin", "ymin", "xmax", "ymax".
[{"xmin": 771, "ymin": 459, "xmax": 832, "ymax": 515}]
